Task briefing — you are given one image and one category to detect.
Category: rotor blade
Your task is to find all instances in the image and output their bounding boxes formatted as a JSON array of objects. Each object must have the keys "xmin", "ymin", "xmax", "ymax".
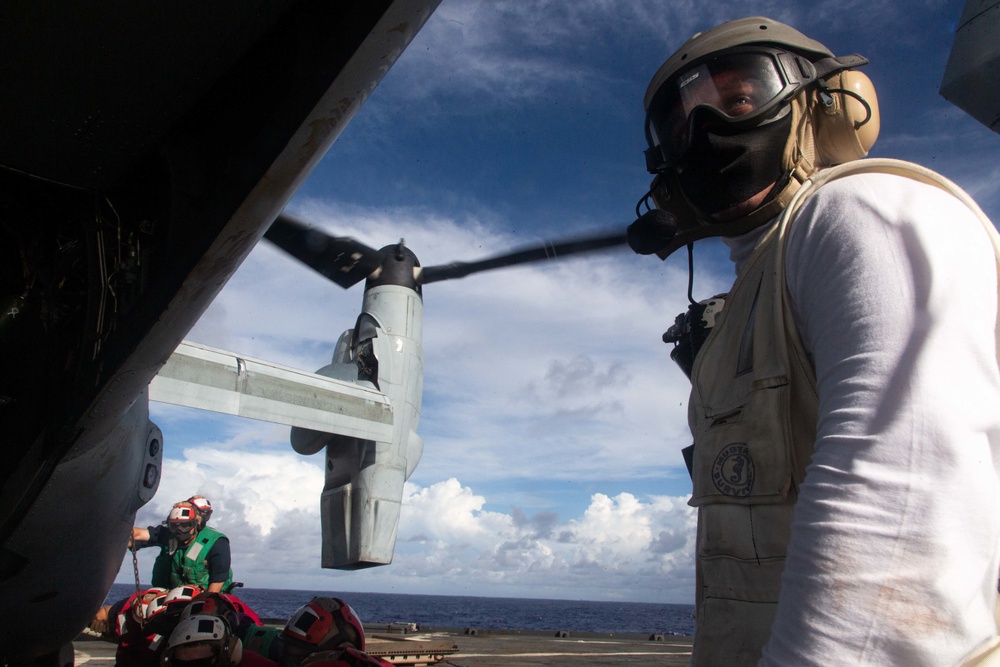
[
  {"xmin": 420, "ymin": 231, "xmax": 628, "ymax": 284},
  {"xmin": 264, "ymin": 214, "xmax": 383, "ymax": 289}
]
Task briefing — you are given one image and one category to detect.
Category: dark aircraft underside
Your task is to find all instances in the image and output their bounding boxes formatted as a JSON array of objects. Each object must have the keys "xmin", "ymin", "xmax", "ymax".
[{"xmin": 0, "ymin": 1, "xmax": 437, "ymax": 662}]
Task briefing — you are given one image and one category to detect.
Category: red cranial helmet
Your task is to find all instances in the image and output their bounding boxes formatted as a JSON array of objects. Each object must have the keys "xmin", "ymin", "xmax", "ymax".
[
  {"xmin": 282, "ymin": 597, "xmax": 365, "ymax": 652},
  {"xmin": 145, "ymin": 591, "xmax": 171, "ymax": 620},
  {"xmin": 168, "ymin": 502, "xmax": 199, "ymax": 541},
  {"xmin": 144, "ymin": 585, "xmax": 204, "ymax": 639},
  {"xmin": 187, "ymin": 496, "xmax": 213, "ymax": 526},
  {"xmin": 134, "ymin": 587, "xmax": 168, "ymax": 623}
]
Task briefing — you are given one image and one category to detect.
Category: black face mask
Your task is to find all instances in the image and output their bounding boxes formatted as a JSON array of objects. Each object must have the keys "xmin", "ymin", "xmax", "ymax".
[{"xmin": 676, "ymin": 111, "xmax": 792, "ymax": 216}]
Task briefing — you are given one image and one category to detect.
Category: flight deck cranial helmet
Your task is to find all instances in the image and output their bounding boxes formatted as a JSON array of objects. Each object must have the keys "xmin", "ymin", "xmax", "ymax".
[
  {"xmin": 145, "ymin": 590, "xmax": 171, "ymax": 620},
  {"xmin": 187, "ymin": 496, "xmax": 213, "ymax": 527},
  {"xmin": 281, "ymin": 597, "xmax": 365, "ymax": 658},
  {"xmin": 168, "ymin": 502, "xmax": 200, "ymax": 542},
  {"xmin": 135, "ymin": 587, "xmax": 168, "ymax": 623},
  {"xmin": 636, "ymin": 16, "xmax": 880, "ymax": 257},
  {"xmin": 160, "ymin": 614, "xmax": 243, "ymax": 667}
]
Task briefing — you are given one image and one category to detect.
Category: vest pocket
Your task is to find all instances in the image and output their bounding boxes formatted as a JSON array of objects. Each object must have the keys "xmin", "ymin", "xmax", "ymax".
[
  {"xmin": 689, "ymin": 378, "xmax": 793, "ymax": 507},
  {"xmin": 693, "ymin": 567, "xmax": 783, "ymax": 666}
]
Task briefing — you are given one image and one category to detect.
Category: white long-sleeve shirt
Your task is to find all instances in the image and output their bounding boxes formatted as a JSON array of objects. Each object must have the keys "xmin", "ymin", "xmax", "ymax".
[{"xmin": 722, "ymin": 172, "xmax": 1000, "ymax": 666}]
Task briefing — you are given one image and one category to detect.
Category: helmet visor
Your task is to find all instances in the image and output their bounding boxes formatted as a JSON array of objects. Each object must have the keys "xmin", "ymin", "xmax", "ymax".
[
  {"xmin": 169, "ymin": 520, "xmax": 197, "ymax": 535},
  {"xmin": 646, "ymin": 47, "xmax": 816, "ymax": 168}
]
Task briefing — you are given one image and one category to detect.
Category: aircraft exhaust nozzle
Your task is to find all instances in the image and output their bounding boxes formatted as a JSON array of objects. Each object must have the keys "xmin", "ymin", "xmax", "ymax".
[{"xmin": 320, "ymin": 457, "xmax": 405, "ymax": 569}]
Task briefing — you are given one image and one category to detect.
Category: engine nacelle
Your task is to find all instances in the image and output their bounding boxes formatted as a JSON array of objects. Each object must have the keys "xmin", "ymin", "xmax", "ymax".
[{"xmin": 292, "ymin": 277, "xmax": 423, "ymax": 569}]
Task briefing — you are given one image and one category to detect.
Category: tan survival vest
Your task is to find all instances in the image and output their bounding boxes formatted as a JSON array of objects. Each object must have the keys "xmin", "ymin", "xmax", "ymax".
[{"xmin": 686, "ymin": 159, "xmax": 1000, "ymax": 667}]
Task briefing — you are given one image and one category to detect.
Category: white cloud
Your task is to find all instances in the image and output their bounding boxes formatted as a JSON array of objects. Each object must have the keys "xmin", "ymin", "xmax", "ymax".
[
  {"xmin": 122, "ymin": 449, "xmax": 696, "ymax": 603},
  {"xmin": 403, "ymin": 478, "xmax": 511, "ymax": 541},
  {"xmin": 139, "ymin": 447, "xmax": 324, "ymax": 536}
]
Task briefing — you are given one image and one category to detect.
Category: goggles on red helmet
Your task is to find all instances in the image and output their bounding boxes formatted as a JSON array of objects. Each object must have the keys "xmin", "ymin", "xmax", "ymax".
[
  {"xmin": 644, "ymin": 46, "xmax": 818, "ymax": 171},
  {"xmin": 168, "ymin": 503, "xmax": 199, "ymax": 536},
  {"xmin": 169, "ymin": 520, "xmax": 197, "ymax": 535}
]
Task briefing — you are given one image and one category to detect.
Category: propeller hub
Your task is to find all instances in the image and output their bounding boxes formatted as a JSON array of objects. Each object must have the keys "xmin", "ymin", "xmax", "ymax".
[{"xmin": 367, "ymin": 244, "xmax": 422, "ymax": 294}]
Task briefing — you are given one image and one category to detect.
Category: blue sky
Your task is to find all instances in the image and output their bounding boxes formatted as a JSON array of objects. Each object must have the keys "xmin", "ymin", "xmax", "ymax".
[{"xmin": 122, "ymin": 0, "xmax": 1000, "ymax": 604}]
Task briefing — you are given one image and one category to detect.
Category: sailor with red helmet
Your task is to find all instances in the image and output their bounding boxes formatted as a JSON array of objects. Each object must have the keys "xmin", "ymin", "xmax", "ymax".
[
  {"xmin": 96, "ymin": 585, "xmax": 202, "ymax": 667},
  {"xmin": 87, "ymin": 587, "xmax": 165, "ymax": 640},
  {"xmin": 132, "ymin": 496, "xmax": 232, "ymax": 592},
  {"xmin": 141, "ymin": 500, "xmax": 233, "ymax": 593},
  {"xmin": 131, "ymin": 495, "xmax": 215, "ymax": 551},
  {"xmin": 111, "ymin": 592, "xmax": 168, "ymax": 667}
]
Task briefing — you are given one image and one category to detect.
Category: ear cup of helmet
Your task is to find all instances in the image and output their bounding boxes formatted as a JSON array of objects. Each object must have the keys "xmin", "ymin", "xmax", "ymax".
[
  {"xmin": 224, "ymin": 637, "xmax": 243, "ymax": 667},
  {"xmin": 812, "ymin": 69, "xmax": 880, "ymax": 165}
]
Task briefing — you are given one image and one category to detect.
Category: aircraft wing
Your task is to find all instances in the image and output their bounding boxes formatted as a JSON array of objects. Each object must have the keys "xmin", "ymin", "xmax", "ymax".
[{"xmin": 149, "ymin": 340, "xmax": 394, "ymax": 442}]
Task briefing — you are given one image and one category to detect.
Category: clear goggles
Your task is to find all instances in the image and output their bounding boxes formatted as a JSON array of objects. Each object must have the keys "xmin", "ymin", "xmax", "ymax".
[
  {"xmin": 169, "ymin": 520, "xmax": 197, "ymax": 534},
  {"xmin": 645, "ymin": 46, "xmax": 818, "ymax": 170}
]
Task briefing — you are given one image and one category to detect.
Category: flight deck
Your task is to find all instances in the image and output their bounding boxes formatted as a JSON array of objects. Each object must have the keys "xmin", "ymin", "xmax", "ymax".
[{"xmin": 74, "ymin": 625, "xmax": 694, "ymax": 666}]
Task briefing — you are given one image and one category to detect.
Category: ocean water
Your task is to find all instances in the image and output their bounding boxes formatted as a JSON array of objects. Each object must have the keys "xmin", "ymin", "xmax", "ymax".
[{"xmin": 105, "ymin": 584, "xmax": 694, "ymax": 636}]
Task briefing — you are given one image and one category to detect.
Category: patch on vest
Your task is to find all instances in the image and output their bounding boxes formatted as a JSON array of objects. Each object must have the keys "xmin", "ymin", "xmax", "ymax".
[{"xmin": 712, "ymin": 443, "xmax": 755, "ymax": 497}]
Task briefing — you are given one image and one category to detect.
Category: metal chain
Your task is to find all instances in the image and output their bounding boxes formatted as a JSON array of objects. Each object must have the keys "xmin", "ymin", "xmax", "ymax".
[{"xmin": 130, "ymin": 535, "xmax": 145, "ymax": 629}]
